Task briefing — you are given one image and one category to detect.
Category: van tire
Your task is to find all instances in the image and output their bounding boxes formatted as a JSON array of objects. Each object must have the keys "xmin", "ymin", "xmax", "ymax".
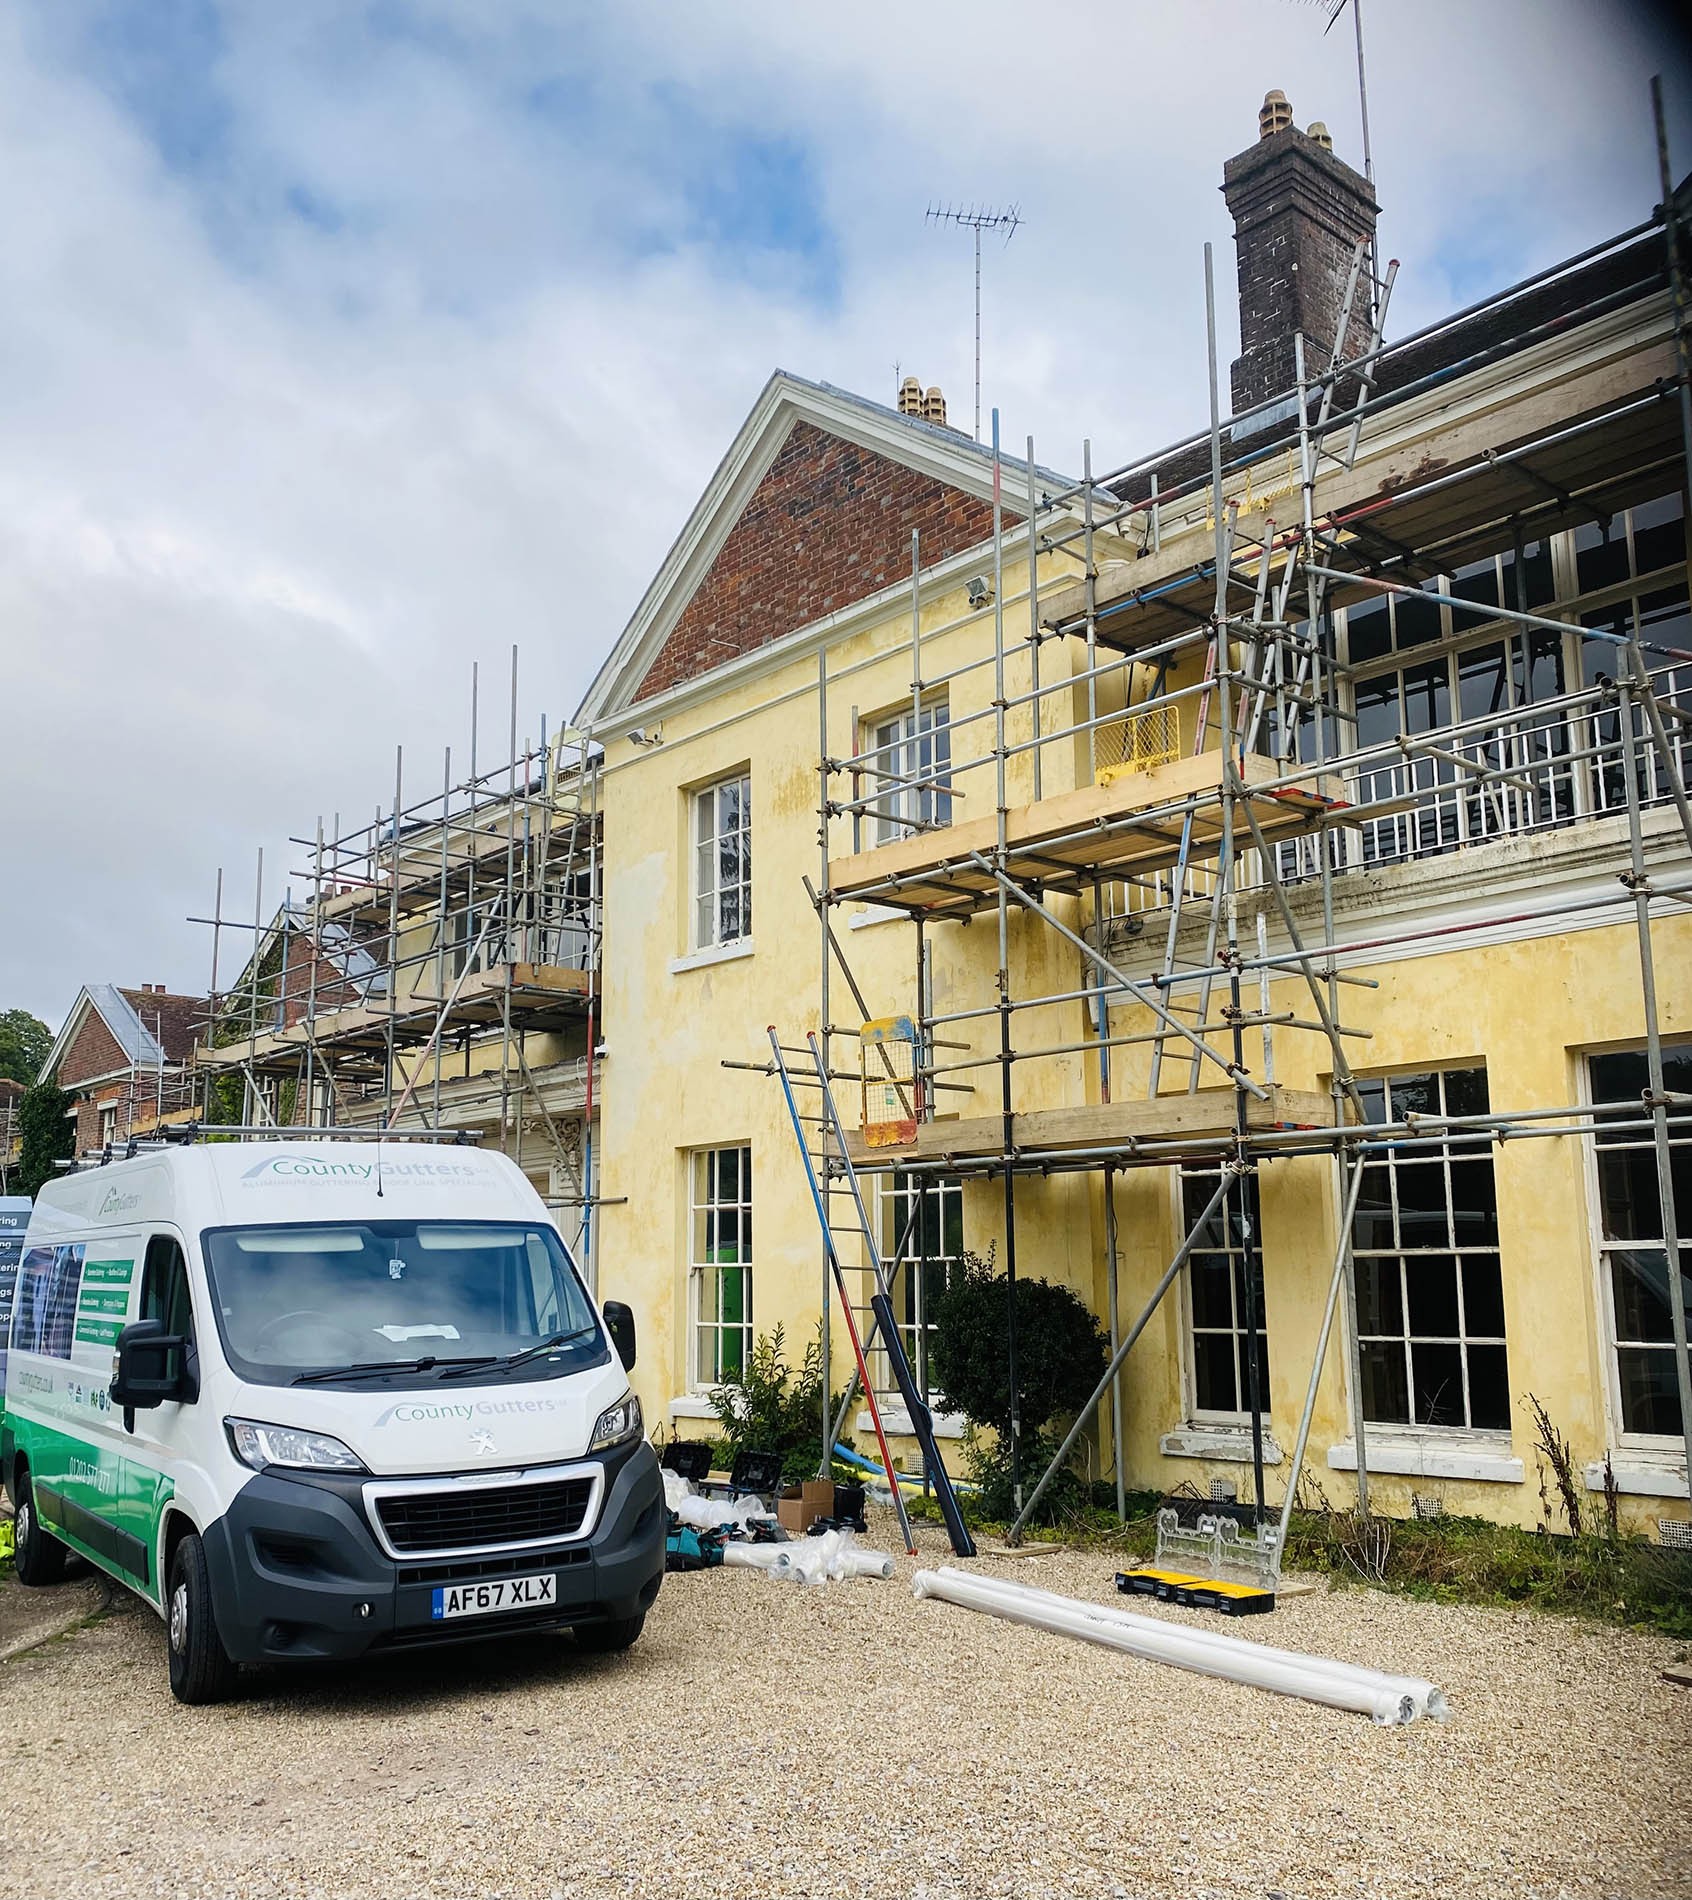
[
  {"xmin": 12, "ymin": 1470, "xmax": 68, "ymax": 1588},
  {"xmin": 166, "ymin": 1532, "xmax": 240, "ymax": 1705},
  {"xmin": 575, "ymin": 1611, "xmax": 645, "ymax": 1654}
]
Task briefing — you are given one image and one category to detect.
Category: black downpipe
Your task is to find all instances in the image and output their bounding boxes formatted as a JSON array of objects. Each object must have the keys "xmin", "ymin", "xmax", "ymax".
[
  {"xmin": 870, "ymin": 1290, "xmax": 976, "ymax": 1557},
  {"xmin": 999, "ymin": 987, "xmax": 1021, "ymax": 1514}
]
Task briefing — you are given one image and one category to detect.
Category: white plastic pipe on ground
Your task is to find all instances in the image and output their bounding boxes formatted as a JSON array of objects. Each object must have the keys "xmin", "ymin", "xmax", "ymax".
[
  {"xmin": 969, "ymin": 1569, "xmax": 1448, "ymax": 1723},
  {"xmin": 721, "ymin": 1544, "xmax": 795, "ymax": 1573},
  {"xmin": 913, "ymin": 1569, "xmax": 1444, "ymax": 1725},
  {"xmin": 834, "ymin": 1545, "xmax": 895, "ymax": 1580}
]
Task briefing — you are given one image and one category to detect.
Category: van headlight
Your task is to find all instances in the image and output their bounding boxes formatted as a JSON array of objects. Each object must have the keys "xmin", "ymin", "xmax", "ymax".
[
  {"xmin": 588, "ymin": 1393, "xmax": 643, "ymax": 1453},
  {"xmin": 227, "ymin": 1418, "xmax": 367, "ymax": 1474}
]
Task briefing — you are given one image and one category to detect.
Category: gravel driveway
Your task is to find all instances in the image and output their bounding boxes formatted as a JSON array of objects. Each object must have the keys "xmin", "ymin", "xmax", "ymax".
[{"xmin": 2, "ymin": 1514, "xmax": 1686, "ymax": 1900}]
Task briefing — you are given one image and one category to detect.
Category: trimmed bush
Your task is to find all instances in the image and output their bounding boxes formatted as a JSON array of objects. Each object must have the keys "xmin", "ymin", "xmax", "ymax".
[{"xmin": 928, "ymin": 1249, "xmax": 1108, "ymax": 1521}]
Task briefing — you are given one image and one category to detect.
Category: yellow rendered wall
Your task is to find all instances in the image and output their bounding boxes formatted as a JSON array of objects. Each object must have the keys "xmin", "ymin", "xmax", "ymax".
[
  {"xmin": 589, "ymin": 544, "xmax": 1690, "ymax": 1532},
  {"xmin": 1092, "ymin": 910, "xmax": 1692, "ymax": 1533},
  {"xmin": 591, "ymin": 552, "xmax": 1109, "ymax": 1439}
]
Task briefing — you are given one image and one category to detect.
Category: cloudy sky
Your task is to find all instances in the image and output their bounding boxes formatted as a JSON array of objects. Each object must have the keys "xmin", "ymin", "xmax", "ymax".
[{"xmin": 2, "ymin": 0, "xmax": 1688, "ymax": 1027}]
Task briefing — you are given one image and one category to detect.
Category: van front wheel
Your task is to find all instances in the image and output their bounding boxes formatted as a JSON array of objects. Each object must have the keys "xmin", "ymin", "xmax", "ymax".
[
  {"xmin": 166, "ymin": 1532, "xmax": 239, "ymax": 1705},
  {"xmin": 575, "ymin": 1612, "xmax": 645, "ymax": 1654},
  {"xmin": 12, "ymin": 1471, "xmax": 68, "ymax": 1588}
]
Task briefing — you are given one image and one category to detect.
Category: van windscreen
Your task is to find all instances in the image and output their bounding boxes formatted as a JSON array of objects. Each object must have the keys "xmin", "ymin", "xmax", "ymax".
[{"xmin": 201, "ymin": 1220, "xmax": 605, "ymax": 1387}]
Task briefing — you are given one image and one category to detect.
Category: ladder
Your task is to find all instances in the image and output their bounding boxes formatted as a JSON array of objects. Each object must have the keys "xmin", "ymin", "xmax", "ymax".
[{"xmin": 767, "ymin": 1026, "xmax": 976, "ymax": 1559}]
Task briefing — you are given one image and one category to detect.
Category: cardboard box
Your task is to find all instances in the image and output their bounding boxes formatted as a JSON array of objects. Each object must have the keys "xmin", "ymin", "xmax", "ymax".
[{"xmin": 776, "ymin": 1479, "xmax": 838, "ymax": 1535}]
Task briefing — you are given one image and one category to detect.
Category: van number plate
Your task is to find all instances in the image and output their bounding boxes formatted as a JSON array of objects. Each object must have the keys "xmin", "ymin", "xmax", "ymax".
[{"xmin": 431, "ymin": 1574, "xmax": 558, "ymax": 1620}]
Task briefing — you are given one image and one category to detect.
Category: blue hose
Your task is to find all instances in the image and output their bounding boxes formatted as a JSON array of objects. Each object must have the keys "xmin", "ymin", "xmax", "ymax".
[{"xmin": 832, "ymin": 1441, "xmax": 980, "ymax": 1493}]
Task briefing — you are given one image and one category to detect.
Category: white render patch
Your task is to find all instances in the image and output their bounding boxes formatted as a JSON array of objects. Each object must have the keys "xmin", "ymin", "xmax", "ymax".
[
  {"xmin": 856, "ymin": 1405, "xmax": 966, "ymax": 1442},
  {"xmin": 1585, "ymin": 1458, "xmax": 1688, "ymax": 1500},
  {"xmin": 1328, "ymin": 1436, "xmax": 1524, "ymax": 1485},
  {"xmin": 667, "ymin": 938, "xmax": 755, "ymax": 977},
  {"xmin": 1161, "ymin": 1427, "xmax": 1286, "ymax": 1466}
]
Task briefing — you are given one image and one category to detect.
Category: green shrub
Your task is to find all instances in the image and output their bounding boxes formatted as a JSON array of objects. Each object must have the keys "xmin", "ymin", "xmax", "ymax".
[
  {"xmin": 928, "ymin": 1248, "xmax": 1109, "ymax": 1522},
  {"xmin": 14, "ymin": 1076, "xmax": 77, "ymax": 1197},
  {"xmin": 705, "ymin": 1322, "xmax": 841, "ymax": 1485}
]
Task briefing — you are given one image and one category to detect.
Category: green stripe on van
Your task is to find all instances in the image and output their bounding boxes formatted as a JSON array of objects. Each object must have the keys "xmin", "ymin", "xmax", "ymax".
[
  {"xmin": 7, "ymin": 1413, "xmax": 172, "ymax": 1600},
  {"xmin": 74, "ymin": 1316, "xmax": 124, "ymax": 1348},
  {"xmin": 81, "ymin": 1257, "xmax": 136, "ymax": 1286},
  {"xmin": 78, "ymin": 1287, "xmax": 131, "ymax": 1317}
]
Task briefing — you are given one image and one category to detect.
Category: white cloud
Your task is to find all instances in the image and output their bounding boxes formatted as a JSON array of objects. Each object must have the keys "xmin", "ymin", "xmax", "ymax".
[{"xmin": 0, "ymin": 0, "xmax": 1685, "ymax": 1024}]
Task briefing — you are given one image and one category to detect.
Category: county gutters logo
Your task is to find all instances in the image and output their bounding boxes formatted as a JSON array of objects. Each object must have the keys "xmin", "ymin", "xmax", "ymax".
[
  {"xmin": 239, "ymin": 1157, "xmax": 488, "ymax": 1186},
  {"xmin": 372, "ymin": 1396, "xmax": 569, "ymax": 1427}
]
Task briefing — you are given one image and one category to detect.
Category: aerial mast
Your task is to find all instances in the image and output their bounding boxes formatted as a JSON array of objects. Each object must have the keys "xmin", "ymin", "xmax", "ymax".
[{"xmin": 925, "ymin": 202, "xmax": 1022, "ymax": 442}]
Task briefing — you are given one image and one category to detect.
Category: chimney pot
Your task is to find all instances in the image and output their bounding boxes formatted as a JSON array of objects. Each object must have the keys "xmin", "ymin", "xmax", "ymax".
[
  {"xmin": 1258, "ymin": 89, "xmax": 1293, "ymax": 140},
  {"xmin": 1308, "ymin": 120, "xmax": 1333, "ymax": 153},
  {"xmin": 922, "ymin": 386, "xmax": 947, "ymax": 427},
  {"xmin": 898, "ymin": 375, "xmax": 924, "ymax": 417}
]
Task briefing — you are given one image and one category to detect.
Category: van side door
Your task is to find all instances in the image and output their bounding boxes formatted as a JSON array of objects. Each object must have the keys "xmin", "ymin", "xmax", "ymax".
[
  {"xmin": 117, "ymin": 1233, "xmax": 203, "ymax": 1603},
  {"xmin": 9, "ymin": 1233, "xmax": 140, "ymax": 1585}
]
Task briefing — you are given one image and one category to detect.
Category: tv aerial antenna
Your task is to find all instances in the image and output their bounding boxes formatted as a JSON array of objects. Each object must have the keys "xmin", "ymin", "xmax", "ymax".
[
  {"xmin": 925, "ymin": 202, "xmax": 1022, "ymax": 442},
  {"xmin": 1283, "ymin": 0, "xmax": 1379, "ymax": 310}
]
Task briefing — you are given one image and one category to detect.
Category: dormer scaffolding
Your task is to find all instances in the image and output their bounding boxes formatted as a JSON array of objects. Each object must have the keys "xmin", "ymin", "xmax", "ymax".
[{"xmin": 194, "ymin": 657, "xmax": 607, "ymax": 1269}]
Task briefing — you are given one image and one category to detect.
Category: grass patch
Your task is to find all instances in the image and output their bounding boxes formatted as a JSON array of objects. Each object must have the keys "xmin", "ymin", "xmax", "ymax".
[{"xmin": 1285, "ymin": 1507, "xmax": 1692, "ymax": 1637}]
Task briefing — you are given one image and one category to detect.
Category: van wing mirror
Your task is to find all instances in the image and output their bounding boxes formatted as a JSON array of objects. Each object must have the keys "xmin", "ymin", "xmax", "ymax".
[
  {"xmin": 602, "ymin": 1301, "xmax": 636, "ymax": 1372},
  {"xmin": 111, "ymin": 1319, "xmax": 191, "ymax": 1413}
]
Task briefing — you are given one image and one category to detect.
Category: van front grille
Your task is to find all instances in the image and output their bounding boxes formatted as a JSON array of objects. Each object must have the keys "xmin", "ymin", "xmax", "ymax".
[
  {"xmin": 396, "ymin": 1548, "xmax": 592, "ymax": 1588},
  {"xmin": 374, "ymin": 1476, "xmax": 595, "ymax": 1554}
]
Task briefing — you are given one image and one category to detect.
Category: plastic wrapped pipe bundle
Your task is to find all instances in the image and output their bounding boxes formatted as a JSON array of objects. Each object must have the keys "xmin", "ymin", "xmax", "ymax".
[
  {"xmin": 911, "ymin": 1569, "xmax": 1447, "ymax": 1726},
  {"xmin": 780, "ymin": 1530, "xmax": 896, "ymax": 1584},
  {"xmin": 661, "ymin": 1468, "xmax": 777, "ymax": 1534},
  {"xmin": 726, "ymin": 1530, "xmax": 896, "ymax": 1586}
]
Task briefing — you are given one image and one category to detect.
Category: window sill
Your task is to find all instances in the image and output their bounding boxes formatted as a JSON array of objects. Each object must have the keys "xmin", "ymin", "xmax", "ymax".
[
  {"xmin": 1584, "ymin": 1457, "xmax": 1688, "ymax": 1500},
  {"xmin": 847, "ymin": 905, "xmax": 904, "ymax": 931},
  {"xmin": 668, "ymin": 1395, "xmax": 720, "ymax": 1422},
  {"xmin": 668, "ymin": 938, "xmax": 754, "ymax": 976},
  {"xmin": 1327, "ymin": 1435, "xmax": 1523, "ymax": 1484},
  {"xmin": 1160, "ymin": 1426, "xmax": 1285, "ymax": 1467},
  {"xmin": 856, "ymin": 1405, "xmax": 965, "ymax": 1441}
]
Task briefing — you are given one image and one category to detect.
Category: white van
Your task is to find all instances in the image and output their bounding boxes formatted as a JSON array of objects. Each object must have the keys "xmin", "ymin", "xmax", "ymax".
[{"xmin": 0, "ymin": 1136, "xmax": 664, "ymax": 1703}]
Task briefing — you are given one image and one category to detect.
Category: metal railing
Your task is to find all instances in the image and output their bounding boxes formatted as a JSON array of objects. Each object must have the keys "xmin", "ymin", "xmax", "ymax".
[{"xmin": 1098, "ymin": 662, "xmax": 1692, "ymax": 926}]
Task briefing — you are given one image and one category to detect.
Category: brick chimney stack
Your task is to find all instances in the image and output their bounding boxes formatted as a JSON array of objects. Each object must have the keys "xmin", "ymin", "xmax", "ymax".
[{"xmin": 1222, "ymin": 90, "xmax": 1379, "ymax": 416}]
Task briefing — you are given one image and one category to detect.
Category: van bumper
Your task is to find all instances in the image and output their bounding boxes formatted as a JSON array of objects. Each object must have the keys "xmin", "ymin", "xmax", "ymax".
[{"xmin": 200, "ymin": 1438, "xmax": 665, "ymax": 1665}]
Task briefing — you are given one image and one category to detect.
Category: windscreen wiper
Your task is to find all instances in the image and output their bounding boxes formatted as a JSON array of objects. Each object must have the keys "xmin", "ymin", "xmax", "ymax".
[
  {"xmin": 292, "ymin": 1354, "xmax": 498, "ymax": 1386},
  {"xmin": 438, "ymin": 1324, "xmax": 598, "ymax": 1380}
]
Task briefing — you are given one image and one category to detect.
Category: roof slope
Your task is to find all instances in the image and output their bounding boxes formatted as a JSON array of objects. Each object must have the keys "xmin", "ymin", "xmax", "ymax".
[
  {"xmin": 1108, "ymin": 224, "xmax": 1671, "ymax": 512},
  {"xmin": 43, "ymin": 983, "xmax": 206, "ymax": 1084},
  {"xmin": 113, "ymin": 987, "xmax": 202, "ymax": 1066}
]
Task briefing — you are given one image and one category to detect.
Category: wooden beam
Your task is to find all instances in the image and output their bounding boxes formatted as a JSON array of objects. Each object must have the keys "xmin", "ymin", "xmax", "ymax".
[
  {"xmin": 827, "ymin": 752, "xmax": 1346, "ymax": 904},
  {"xmin": 843, "ymin": 1085, "xmax": 1345, "ymax": 1165}
]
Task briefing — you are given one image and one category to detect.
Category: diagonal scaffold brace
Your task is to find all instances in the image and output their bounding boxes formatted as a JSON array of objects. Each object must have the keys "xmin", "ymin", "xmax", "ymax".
[{"xmin": 767, "ymin": 1026, "xmax": 976, "ymax": 1558}]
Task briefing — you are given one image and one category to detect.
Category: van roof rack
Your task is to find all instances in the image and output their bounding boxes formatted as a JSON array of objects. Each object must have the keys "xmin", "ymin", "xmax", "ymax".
[
  {"xmin": 58, "ymin": 1124, "xmax": 483, "ymax": 1169},
  {"xmin": 154, "ymin": 1123, "xmax": 482, "ymax": 1146}
]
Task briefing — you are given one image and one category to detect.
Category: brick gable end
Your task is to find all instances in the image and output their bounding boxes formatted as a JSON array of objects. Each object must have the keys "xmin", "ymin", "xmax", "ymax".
[
  {"xmin": 635, "ymin": 421, "xmax": 997, "ymax": 701},
  {"xmin": 58, "ymin": 1010, "xmax": 130, "ymax": 1091}
]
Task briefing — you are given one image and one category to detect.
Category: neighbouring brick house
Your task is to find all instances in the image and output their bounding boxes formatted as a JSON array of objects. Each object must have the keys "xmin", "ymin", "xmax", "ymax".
[{"xmin": 44, "ymin": 983, "xmax": 206, "ymax": 1154}]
